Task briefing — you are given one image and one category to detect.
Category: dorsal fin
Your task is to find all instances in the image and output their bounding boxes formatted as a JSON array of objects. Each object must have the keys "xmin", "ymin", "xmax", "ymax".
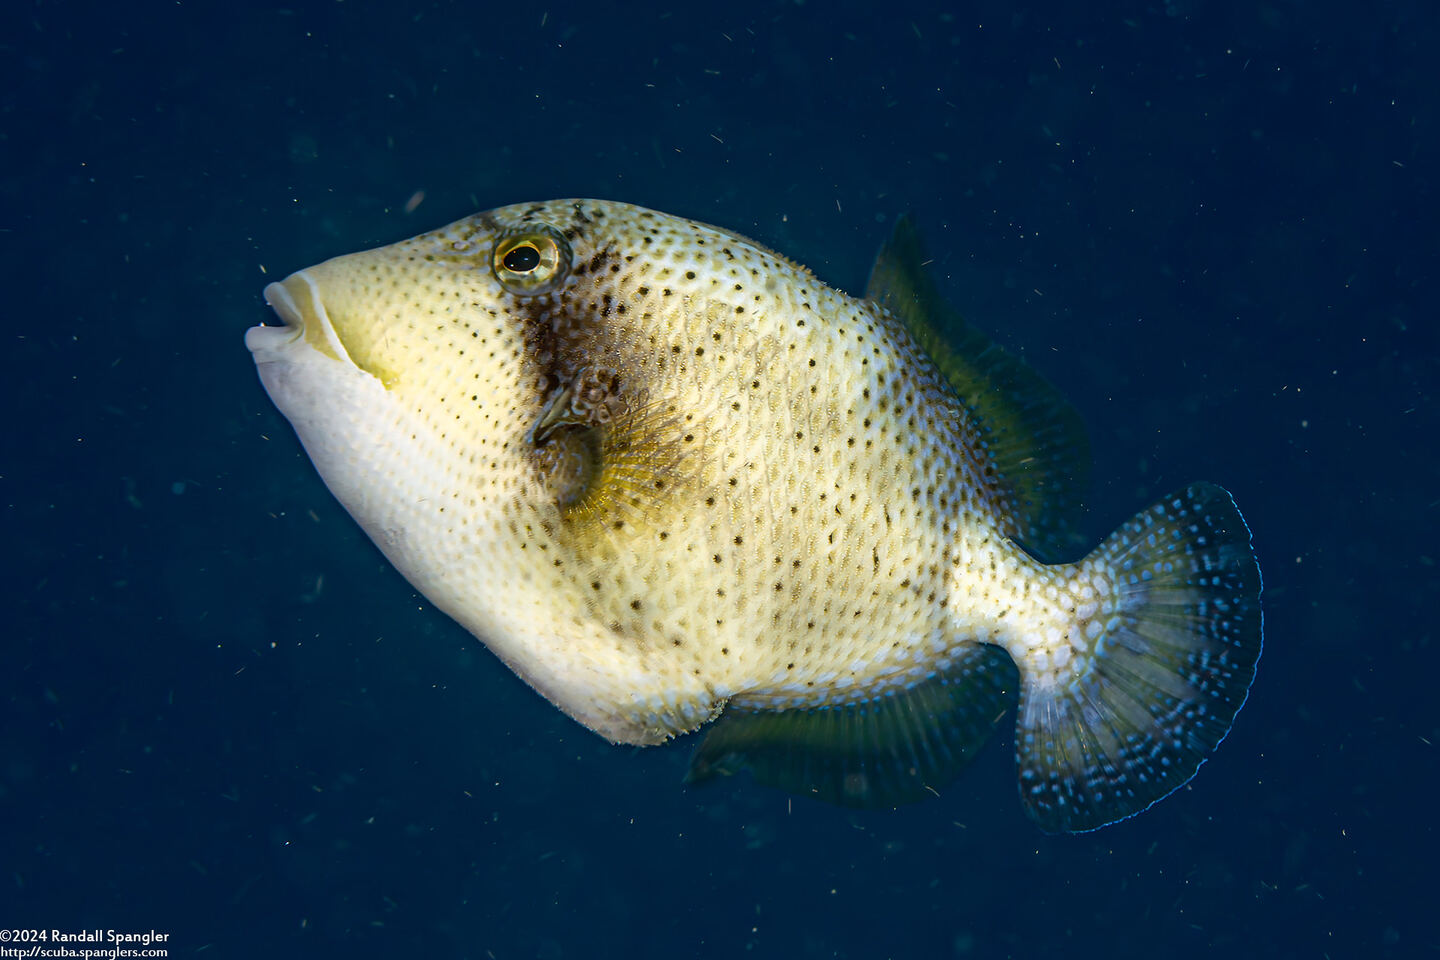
[
  {"xmin": 685, "ymin": 644, "xmax": 1018, "ymax": 808},
  {"xmin": 866, "ymin": 215, "xmax": 1091, "ymax": 561}
]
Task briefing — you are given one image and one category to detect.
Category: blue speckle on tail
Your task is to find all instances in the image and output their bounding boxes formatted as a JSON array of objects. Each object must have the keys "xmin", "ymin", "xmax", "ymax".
[{"xmin": 1015, "ymin": 482, "xmax": 1264, "ymax": 833}]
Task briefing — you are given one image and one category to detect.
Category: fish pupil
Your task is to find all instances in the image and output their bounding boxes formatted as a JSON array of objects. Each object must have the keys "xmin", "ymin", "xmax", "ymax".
[{"xmin": 503, "ymin": 243, "xmax": 541, "ymax": 272}]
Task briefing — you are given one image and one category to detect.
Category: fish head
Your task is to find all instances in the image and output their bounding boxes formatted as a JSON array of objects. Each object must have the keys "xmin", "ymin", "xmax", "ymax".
[
  {"xmin": 247, "ymin": 198, "xmax": 786, "ymax": 536},
  {"xmin": 244, "ymin": 200, "xmax": 735, "ymax": 741},
  {"xmin": 247, "ymin": 200, "xmax": 635, "ymax": 527}
]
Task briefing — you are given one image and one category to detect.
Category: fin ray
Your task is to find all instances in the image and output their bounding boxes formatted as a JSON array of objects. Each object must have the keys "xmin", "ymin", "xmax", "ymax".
[
  {"xmin": 686, "ymin": 645, "xmax": 1018, "ymax": 808},
  {"xmin": 1015, "ymin": 482, "xmax": 1263, "ymax": 833},
  {"xmin": 866, "ymin": 215, "xmax": 1091, "ymax": 560}
]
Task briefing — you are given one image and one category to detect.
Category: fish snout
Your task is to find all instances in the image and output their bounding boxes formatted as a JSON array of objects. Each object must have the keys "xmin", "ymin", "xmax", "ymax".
[{"xmin": 247, "ymin": 271, "xmax": 353, "ymax": 367}]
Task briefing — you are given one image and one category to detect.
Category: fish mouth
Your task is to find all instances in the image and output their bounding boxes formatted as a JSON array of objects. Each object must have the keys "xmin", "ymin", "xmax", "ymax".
[
  {"xmin": 261, "ymin": 279, "xmax": 307, "ymax": 335},
  {"xmin": 248, "ymin": 272, "xmax": 355, "ymax": 367}
]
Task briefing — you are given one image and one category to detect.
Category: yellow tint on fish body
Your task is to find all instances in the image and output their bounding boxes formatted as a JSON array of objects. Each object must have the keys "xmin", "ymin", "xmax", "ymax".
[{"xmin": 246, "ymin": 200, "xmax": 1263, "ymax": 832}]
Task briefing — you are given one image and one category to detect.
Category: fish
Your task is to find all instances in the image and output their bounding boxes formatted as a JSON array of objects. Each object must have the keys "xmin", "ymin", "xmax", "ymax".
[{"xmin": 246, "ymin": 199, "xmax": 1263, "ymax": 832}]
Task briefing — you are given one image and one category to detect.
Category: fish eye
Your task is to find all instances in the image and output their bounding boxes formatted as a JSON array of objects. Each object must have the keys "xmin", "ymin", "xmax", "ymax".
[{"xmin": 493, "ymin": 227, "xmax": 571, "ymax": 295}]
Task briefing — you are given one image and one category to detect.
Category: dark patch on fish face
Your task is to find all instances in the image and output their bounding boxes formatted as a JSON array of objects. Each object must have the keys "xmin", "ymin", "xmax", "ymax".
[
  {"xmin": 514, "ymin": 288, "xmax": 608, "ymax": 510},
  {"xmin": 468, "ymin": 204, "xmax": 706, "ymax": 542},
  {"xmin": 529, "ymin": 366, "xmax": 626, "ymax": 446},
  {"xmin": 515, "ymin": 242, "xmax": 624, "ymax": 393},
  {"xmin": 570, "ymin": 244, "xmax": 619, "ymax": 279},
  {"xmin": 502, "ymin": 221, "xmax": 650, "ymax": 515},
  {"xmin": 504, "ymin": 233, "xmax": 699, "ymax": 537}
]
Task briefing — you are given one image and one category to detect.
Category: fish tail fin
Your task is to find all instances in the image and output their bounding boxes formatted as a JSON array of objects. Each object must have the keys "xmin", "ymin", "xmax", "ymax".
[{"xmin": 1015, "ymin": 482, "xmax": 1263, "ymax": 833}]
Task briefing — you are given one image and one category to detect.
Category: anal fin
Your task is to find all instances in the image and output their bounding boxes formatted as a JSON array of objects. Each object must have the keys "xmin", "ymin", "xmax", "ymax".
[{"xmin": 686, "ymin": 644, "xmax": 1018, "ymax": 808}]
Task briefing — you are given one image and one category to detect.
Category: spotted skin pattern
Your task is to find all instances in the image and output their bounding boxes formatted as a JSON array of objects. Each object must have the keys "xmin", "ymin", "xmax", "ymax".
[{"xmin": 247, "ymin": 200, "xmax": 1261, "ymax": 831}]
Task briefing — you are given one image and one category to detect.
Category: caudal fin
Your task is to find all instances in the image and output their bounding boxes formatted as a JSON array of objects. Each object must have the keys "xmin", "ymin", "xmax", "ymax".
[{"xmin": 1016, "ymin": 482, "xmax": 1263, "ymax": 833}]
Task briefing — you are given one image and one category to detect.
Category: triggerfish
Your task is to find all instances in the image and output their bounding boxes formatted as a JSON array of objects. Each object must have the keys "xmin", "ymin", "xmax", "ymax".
[{"xmin": 246, "ymin": 199, "xmax": 1262, "ymax": 832}]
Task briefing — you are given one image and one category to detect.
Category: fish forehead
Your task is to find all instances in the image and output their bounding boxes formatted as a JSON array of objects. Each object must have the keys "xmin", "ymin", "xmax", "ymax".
[
  {"xmin": 420, "ymin": 199, "xmax": 805, "ymax": 285},
  {"xmin": 320, "ymin": 199, "xmax": 812, "ymax": 365},
  {"xmin": 478, "ymin": 198, "xmax": 763, "ymax": 248},
  {"xmin": 366, "ymin": 197, "xmax": 847, "ymax": 443}
]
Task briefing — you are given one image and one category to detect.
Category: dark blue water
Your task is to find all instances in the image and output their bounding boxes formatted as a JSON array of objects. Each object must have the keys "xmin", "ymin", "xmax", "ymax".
[{"xmin": 5, "ymin": 2, "xmax": 1435, "ymax": 957}]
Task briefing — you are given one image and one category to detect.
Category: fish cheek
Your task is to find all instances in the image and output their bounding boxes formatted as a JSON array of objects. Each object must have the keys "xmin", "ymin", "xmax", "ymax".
[
  {"xmin": 512, "ymin": 279, "xmax": 697, "ymax": 533},
  {"xmin": 524, "ymin": 364, "xmax": 636, "ymax": 515},
  {"xmin": 523, "ymin": 362, "xmax": 697, "ymax": 535}
]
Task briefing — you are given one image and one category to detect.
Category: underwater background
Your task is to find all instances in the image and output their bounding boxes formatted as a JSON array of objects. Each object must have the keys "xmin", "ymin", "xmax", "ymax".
[{"xmin": 4, "ymin": 1, "xmax": 1436, "ymax": 957}]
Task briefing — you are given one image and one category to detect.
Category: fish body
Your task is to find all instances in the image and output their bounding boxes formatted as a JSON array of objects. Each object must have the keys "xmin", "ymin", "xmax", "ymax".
[{"xmin": 247, "ymin": 199, "xmax": 1262, "ymax": 831}]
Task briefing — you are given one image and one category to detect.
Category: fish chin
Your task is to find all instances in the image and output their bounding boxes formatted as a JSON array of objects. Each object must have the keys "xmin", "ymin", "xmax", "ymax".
[{"xmin": 245, "ymin": 293, "xmax": 429, "ymax": 596}]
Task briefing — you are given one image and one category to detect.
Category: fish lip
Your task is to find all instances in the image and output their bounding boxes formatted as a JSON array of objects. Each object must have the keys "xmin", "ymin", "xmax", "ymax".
[
  {"xmin": 245, "ymin": 282, "xmax": 306, "ymax": 359},
  {"xmin": 251, "ymin": 273, "xmax": 358, "ymax": 370},
  {"xmin": 261, "ymin": 280, "xmax": 306, "ymax": 337},
  {"xmin": 245, "ymin": 280, "xmax": 308, "ymax": 359}
]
